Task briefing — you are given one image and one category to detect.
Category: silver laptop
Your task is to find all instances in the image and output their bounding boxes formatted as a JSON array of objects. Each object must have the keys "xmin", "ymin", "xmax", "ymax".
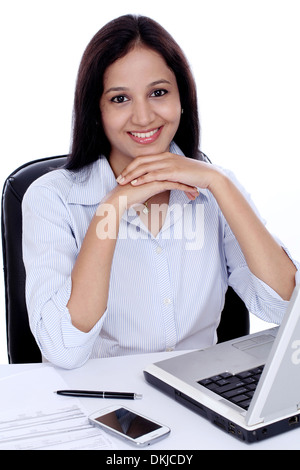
[{"xmin": 144, "ymin": 284, "xmax": 300, "ymax": 443}]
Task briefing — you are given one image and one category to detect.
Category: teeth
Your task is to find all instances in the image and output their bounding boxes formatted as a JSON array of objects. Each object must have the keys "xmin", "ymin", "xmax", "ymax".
[{"xmin": 131, "ymin": 128, "xmax": 159, "ymax": 138}]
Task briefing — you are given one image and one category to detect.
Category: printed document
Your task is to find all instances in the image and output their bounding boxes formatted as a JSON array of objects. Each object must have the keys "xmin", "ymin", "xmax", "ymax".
[{"xmin": 0, "ymin": 366, "xmax": 114, "ymax": 450}]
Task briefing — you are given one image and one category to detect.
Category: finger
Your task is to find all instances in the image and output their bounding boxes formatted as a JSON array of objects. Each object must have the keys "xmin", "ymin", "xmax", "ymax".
[
  {"xmin": 124, "ymin": 153, "xmax": 165, "ymax": 173},
  {"xmin": 118, "ymin": 161, "xmax": 168, "ymax": 185},
  {"xmin": 130, "ymin": 168, "xmax": 171, "ymax": 186},
  {"xmin": 185, "ymin": 189, "xmax": 200, "ymax": 200},
  {"xmin": 123, "ymin": 180, "xmax": 199, "ymax": 209},
  {"xmin": 159, "ymin": 181, "xmax": 199, "ymax": 196},
  {"xmin": 117, "ymin": 153, "xmax": 174, "ymax": 184}
]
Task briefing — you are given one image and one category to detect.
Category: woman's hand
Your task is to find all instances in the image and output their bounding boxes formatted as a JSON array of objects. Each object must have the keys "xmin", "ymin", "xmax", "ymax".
[
  {"xmin": 116, "ymin": 152, "xmax": 220, "ymax": 192},
  {"xmin": 106, "ymin": 176, "xmax": 200, "ymax": 210},
  {"xmin": 116, "ymin": 151, "xmax": 296, "ymax": 300}
]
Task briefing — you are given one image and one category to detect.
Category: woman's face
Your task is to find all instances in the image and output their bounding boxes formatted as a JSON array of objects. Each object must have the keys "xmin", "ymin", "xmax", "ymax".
[{"xmin": 100, "ymin": 45, "xmax": 181, "ymax": 172}]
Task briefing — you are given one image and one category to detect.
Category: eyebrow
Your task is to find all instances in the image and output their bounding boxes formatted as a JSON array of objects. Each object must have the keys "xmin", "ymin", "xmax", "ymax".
[{"xmin": 104, "ymin": 79, "xmax": 172, "ymax": 95}]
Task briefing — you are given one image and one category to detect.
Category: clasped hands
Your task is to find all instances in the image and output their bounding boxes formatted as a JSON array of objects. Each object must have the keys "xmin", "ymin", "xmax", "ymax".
[{"xmin": 114, "ymin": 151, "xmax": 219, "ymax": 208}]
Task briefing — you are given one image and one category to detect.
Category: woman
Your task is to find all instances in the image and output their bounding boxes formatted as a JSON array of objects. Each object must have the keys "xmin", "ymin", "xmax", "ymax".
[{"xmin": 22, "ymin": 15, "xmax": 298, "ymax": 369}]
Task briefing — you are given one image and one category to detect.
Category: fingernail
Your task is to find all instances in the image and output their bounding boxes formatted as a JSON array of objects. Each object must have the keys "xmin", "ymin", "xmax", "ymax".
[
  {"xmin": 116, "ymin": 175, "xmax": 124, "ymax": 184},
  {"xmin": 131, "ymin": 179, "xmax": 138, "ymax": 185}
]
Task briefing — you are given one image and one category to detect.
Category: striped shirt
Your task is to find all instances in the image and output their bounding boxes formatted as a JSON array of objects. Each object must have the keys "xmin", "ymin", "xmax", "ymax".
[{"xmin": 22, "ymin": 142, "xmax": 299, "ymax": 369}]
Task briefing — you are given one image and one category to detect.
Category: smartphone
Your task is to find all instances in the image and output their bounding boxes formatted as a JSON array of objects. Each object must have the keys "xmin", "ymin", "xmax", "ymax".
[{"xmin": 89, "ymin": 406, "xmax": 170, "ymax": 446}]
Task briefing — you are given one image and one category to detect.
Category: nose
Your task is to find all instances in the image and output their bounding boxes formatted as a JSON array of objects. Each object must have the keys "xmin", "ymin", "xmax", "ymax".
[{"xmin": 131, "ymin": 98, "xmax": 155, "ymax": 127}]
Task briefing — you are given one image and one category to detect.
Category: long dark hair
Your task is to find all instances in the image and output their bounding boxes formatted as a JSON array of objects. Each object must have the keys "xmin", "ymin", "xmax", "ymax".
[{"xmin": 66, "ymin": 14, "xmax": 202, "ymax": 171}]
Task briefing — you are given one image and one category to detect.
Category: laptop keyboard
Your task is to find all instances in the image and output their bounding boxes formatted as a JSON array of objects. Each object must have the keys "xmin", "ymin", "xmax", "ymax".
[{"xmin": 198, "ymin": 365, "xmax": 264, "ymax": 410}]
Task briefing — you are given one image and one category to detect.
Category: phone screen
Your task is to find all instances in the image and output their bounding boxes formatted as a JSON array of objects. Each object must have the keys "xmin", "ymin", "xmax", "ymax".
[{"xmin": 94, "ymin": 407, "xmax": 161, "ymax": 439}]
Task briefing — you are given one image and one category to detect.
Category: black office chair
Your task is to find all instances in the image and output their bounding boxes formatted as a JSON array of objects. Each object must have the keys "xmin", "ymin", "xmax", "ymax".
[
  {"xmin": 1, "ymin": 155, "xmax": 249, "ymax": 364},
  {"xmin": 1, "ymin": 155, "xmax": 67, "ymax": 363}
]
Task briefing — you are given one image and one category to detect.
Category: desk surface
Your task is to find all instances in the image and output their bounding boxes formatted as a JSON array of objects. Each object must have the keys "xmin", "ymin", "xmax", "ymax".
[{"xmin": 0, "ymin": 351, "xmax": 299, "ymax": 450}]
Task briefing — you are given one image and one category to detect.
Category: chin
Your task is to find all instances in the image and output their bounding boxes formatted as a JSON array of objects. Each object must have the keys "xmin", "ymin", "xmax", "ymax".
[{"xmin": 134, "ymin": 143, "xmax": 170, "ymax": 157}]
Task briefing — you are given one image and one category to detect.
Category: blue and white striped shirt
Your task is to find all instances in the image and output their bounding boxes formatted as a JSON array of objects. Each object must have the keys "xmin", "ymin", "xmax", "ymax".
[{"xmin": 22, "ymin": 143, "xmax": 299, "ymax": 369}]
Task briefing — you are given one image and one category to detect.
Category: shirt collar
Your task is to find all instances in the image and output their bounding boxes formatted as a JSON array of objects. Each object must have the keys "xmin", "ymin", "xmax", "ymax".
[{"xmin": 66, "ymin": 157, "xmax": 117, "ymax": 205}]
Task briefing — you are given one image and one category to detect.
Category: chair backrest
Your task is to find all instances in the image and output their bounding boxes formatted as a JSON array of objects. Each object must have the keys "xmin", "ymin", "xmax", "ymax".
[
  {"xmin": 1, "ymin": 155, "xmax": 249, "ymax": 363},
  {"xmin": 1, "ymin": 155, "xmax": 67, "ymax": 363}
]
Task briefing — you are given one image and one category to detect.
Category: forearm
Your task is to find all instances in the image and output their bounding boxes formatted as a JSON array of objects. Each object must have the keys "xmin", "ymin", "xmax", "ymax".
[
  {"xmin": 67, "ymin": 196, "xmax": 126, "ymax": 332},
  {"xmin": 116, "ymin": 151, "xmax": 297, "ymax": 300},
  {"xmin": 209, "ymin": 172, "xmax": 296, "ymax": 300}
]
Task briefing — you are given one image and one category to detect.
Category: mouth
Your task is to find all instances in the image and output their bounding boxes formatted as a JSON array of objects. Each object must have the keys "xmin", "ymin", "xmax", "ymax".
[{"xmin": 128, "ymin": 126, "xmax": 163, "ymax": 144}]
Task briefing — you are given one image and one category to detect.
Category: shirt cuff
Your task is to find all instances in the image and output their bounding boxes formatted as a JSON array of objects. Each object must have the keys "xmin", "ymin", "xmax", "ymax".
[
  {"xmin": 251, "ymin": 256, "xmax": 300, "ymax": 305},
  {"xmin": 61, "ymin": 308, "xmax": 107, "ymax": 348},
  {"xmin": 50, "ymin": 276, "xmax": 107, "ymax": 349}
]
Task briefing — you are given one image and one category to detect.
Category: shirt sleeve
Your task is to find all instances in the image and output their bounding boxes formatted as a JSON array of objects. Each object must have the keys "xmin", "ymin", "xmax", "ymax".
[
  {"xmin": 222, "ymin": 169, "xmax": 300, "ymax": 324},
  {"xmin": 22, "ymin": 182, "xmax": 105, "ymax": 369}
]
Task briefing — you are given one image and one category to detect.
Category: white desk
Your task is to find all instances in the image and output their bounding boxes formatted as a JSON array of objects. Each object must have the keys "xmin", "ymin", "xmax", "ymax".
[{"xmin": 0, "ymin": 351, "xmax": 299, "ymax": 450}]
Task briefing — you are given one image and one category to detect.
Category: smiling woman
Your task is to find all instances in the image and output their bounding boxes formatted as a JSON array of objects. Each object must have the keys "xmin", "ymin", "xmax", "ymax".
[
  {"xmin": 67, "ymin": 15, "xmax": 200, "ymax": 171},
  {"xmin": 100, "ymin": 46, "xmax": 182, "ymax": 176},
  {"xmin": 21, "ymin": 14, "xmax": 299, "ymax": 369}
]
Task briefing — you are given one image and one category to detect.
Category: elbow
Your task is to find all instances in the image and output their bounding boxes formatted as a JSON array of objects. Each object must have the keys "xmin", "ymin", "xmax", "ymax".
[
  {"xmin": 32, "ymin": 324, "xmax": 93, "ymax": 370},
  {"xmin": 39, "ymin": 345, "xmax": 91, "ymax": 370}
]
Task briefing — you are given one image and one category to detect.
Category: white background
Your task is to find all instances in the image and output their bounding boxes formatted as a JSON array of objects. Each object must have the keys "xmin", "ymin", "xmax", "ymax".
[{"xmin": 0, "ymin": 0, "xmax": 299, "ymax": 364}]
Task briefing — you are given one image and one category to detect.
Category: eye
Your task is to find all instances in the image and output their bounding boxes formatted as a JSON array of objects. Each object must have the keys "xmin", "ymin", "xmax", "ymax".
[
  {"xmin": 150, "ymin": 89, "xmax": 168, "ymax": 98},
  {"xmin": 111, "ymin": 95, "xmax": 129, "ymax": 103}
]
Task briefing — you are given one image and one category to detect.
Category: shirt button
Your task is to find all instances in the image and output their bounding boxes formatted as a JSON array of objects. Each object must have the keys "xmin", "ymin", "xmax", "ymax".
[
  {"xmin": 156, "ymin": 246, "xmax": 162, "ymax": 254},
  {"xmin": 164, "ymin": 298, "xmax": 172, "ymax": 305}
]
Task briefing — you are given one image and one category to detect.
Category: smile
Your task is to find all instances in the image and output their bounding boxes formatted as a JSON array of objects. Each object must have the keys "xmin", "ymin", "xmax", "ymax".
[
  {"xmin": 130, "ymin": 128, "xmax": 160, "ymax": 138},
  {"xmin": 128, "ymin": 126, "xmax": 163, "ymax": 144}
]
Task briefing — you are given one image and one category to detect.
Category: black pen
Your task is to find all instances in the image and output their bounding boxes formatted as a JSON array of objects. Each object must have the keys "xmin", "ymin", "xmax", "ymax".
[{"xmin": 55, "ymin": 390, "xmax": 143, "ymax": 399}]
